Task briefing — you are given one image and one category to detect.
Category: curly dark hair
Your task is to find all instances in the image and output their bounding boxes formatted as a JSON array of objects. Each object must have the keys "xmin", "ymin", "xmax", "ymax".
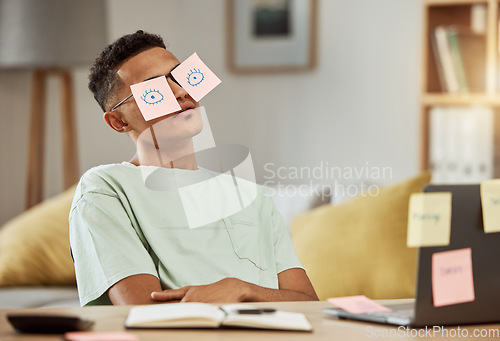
[{"xmin": 88, "ymin": 30, "xmax": 166, "ymax": 112}]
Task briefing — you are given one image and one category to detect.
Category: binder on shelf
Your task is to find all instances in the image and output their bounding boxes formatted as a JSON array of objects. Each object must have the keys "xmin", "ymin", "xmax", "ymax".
[
  {"xmin": 429, "ymin": 106, "xmax": 493, "ymax": 184},
  {"xmin": 429, "ymin": 107, "xmax": 447, "ymax": 184}
]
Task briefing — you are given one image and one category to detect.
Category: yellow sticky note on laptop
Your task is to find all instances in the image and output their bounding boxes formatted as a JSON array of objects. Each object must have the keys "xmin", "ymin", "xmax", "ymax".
[
  {"xmin": 407, "ymin": 192, "xmax": 452, "ymax": 247},
  {"xmin": 480, "ymin": 180, "xmax": 500, "ymax": 233}
]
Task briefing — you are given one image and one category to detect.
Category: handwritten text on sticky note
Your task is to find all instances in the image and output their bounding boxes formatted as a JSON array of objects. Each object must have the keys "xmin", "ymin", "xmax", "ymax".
[
  {"xmin": 327, "ymin": 295, "xmax": 392, "ymax": 314},
  {"xmin": 480, "ymin": 180, "xmax": 500, "ymax": 233},
  {"xmin": 130, "ymin": 76, "xmax": 182, "ymax": 121},
  {"xmin": 171, "ymin": 52, "xmax": 221, "ymax": 102},
  {"xmin": 407, "ymin": 192, "xmax": 452, "ymax": 247},
  {"xmin": 432, "ymin": 248, "xmax": 475, "ymax": 307}
]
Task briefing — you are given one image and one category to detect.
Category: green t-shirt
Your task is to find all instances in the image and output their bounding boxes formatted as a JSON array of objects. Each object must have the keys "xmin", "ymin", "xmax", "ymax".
[{"xmin": 69, "ymin": 162, "xmax": 302, "ymax": 306}]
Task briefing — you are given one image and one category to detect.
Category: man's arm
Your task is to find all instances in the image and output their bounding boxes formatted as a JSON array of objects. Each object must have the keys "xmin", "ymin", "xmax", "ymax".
[
  {"xmin": 107, "ymin": 268, "xmax": 318, "ymax": 304},
  {"xmin": 150, "ymin": 268, "xmax": 319, "ymax": 303},
  {"xmin": 251, "ymin": 267, "xmax": 319, "ymax": 301},
  {"xmin": 108, "ymin": 274, "xmax": 163, "ymax": 305}
]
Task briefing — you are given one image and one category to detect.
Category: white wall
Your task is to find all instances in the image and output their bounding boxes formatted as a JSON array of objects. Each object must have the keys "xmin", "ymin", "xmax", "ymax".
[{"xmin": 0, "ymin": 0, "xmax": 422, "ymax": 225}]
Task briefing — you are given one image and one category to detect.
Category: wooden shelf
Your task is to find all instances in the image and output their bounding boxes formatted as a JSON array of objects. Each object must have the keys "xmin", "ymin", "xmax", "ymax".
[
  {"xmin": 422, "ymin": 93, "xmax": 500, "ymax": 105},
  {"xmin": 420, "ymin": 0, "xmax": 500, "ymax": 174}
]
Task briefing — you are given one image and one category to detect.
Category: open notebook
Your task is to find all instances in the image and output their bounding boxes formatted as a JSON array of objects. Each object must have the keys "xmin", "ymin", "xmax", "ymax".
[{"xmin": 125, "ymin": 303, "xmax": 312, "ymax": 331}]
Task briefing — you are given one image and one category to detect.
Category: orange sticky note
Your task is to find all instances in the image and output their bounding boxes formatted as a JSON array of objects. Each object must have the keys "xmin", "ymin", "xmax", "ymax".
[
  {"xmin": 327, "ymin": 295, "xmax": 392, "ymax": 314},
  {"xmin": 130, "ymin": 76, "xmax": 182, "ymax": 121},
  {"xmin": 432, "ymin": 248, "xmax": 475, "ymax": 307},
  {"xmin": 172, "ymin": 52, "xmax": 221, "ymax": 102}
]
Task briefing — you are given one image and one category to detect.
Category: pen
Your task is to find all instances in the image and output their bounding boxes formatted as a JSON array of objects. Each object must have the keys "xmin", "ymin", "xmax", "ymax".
[{"xmin": 236, "ymin": 308, "xmax": 276, "ymax": 314}]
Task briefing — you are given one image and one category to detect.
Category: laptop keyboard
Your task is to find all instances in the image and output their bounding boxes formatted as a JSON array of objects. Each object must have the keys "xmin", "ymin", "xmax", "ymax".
[
  {"xmin": 369, "ymin": 303, "xmax": 415, "ymax": 320},
  {"xmin": 369, "ymin": 309, "xmax": 414, "ymax": 319}
]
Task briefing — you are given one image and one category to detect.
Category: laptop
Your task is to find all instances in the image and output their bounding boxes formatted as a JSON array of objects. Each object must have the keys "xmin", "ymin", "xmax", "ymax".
[{"xmin": 323, "ymin": 184, "xmax": 500, "ymax": 327}]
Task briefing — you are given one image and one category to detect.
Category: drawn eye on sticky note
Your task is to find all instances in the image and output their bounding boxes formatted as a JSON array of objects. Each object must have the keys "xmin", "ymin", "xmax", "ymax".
[
  {"xmin": 141, "ymin": 89, "xmax": 164, "ymax": 105},
  {"xmin": 171, "ymin": 52, "xmax": 221, "ymax": 102},
  {"xmin": 130, "ymin": 76, "xmax": 181, "ymax": 121},
  {"xmin": 407, "ymin": 192, "xmax": 452, "ymax": 247},
  {"xmin": 187, "ymin": 69, "xmax": 204, "ymax": 86},
  {"xmin": 432, "ymin": 248, "xmax": 475, "ymax": 307}
]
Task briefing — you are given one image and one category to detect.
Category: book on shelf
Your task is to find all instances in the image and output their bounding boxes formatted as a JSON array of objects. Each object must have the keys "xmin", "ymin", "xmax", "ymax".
[
  {"xmin": 447, "ymin": 27, "xmax": 468, "ymax": 92},
  {"xmin": 125, "ymin": 303, "xmax": 313, "ymax": 331},
  {"xmin": 431, "ymin": 25, "xmax": 485, "ymax": 93},
  {"xmin": 433, "ymin": 26, "xmax": 460, "ymax": 93},
  {"xmin": 429, "ymin": 106, "xmax": 493, "ymax": 184}
]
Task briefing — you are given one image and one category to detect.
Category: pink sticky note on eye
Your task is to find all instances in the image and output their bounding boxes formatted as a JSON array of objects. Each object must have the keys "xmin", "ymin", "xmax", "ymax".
[
  {"xmin": 327, "ymin": 295, "xmax": 392, "ymax": 314},
  {"xmin": 130, "ymin": 76, "xmax": 181, "ymax": 121},
  {"xmin": 432, "ymin": 247, "xmax": 475, "ymax": 307},
  {"xmin": 171, "ymin": 52, "xmax": 221, "ymax": 102}
]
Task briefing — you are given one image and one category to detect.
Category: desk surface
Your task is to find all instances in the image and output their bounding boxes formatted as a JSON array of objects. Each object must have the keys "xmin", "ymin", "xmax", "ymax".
[{"xmin": 1, "ymin": 300, "xmax": 499, "ymax": 341}]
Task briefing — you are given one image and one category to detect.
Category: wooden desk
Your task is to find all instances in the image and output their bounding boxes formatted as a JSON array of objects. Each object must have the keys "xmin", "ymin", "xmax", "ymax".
[{"xmin": 1, "ymin": 301, "xmax": 499, "ymax": 341}]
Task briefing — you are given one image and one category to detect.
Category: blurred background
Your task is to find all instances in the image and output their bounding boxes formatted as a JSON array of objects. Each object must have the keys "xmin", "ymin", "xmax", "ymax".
[{"xmin": 0, "ymin": 0, "xmax": 421, "ymax": 226}]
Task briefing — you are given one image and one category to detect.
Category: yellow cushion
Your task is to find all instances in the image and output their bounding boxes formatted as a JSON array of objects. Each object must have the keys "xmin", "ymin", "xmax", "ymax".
[
  {"xmin": 0, "ymin": 185, "xmax": 77, "ymax": 286},
  {"xmin": 291, "ymin": 172, "xmax": 432, "ymax": 300}
]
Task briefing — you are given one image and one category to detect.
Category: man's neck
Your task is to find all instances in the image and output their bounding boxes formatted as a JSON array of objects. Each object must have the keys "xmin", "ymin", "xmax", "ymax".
[
  {"xmin": 130, "ymin": 153, "xmax": 198, "ymax": 170},
  {"xmin": 133, "ymin": 128, "xmax": 198, "ymax": 170}
]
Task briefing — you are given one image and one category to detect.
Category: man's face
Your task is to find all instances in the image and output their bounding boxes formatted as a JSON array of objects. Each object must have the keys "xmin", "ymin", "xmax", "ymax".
[{"xmin": 110, "ymin": 47, "xmax": 202, "ymax": 144}]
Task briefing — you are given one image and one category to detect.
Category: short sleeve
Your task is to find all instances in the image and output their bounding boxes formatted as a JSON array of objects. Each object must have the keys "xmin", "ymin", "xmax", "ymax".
[
  {"xmin": 267, "ymin": 195, "xmax": 304, "ymax": 274},
  {"xmin": 69, "ymin": 190, "xmax": 158, "ymax": 306}
]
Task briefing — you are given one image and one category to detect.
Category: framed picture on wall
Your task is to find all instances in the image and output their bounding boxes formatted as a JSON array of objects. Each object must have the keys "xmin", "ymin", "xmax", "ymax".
[{"xmin": 226, "ymin": 0, "xmax": 317, "ymax": 73}]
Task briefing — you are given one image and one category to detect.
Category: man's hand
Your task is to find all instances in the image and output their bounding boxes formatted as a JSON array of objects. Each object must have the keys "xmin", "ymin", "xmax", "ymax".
[
  {"xmin": 109, "ymin": 268, "xmax": 317, "ymax": 305},
  {"xmin": 151, "ymin": 269, "xmax": 319, "ymax": 303},
  {"xmin": 151, "ymin": 278, "xmax": 249, "ymax": 303}
]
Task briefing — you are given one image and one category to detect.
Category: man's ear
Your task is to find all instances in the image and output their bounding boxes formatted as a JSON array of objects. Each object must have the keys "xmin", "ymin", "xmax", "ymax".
[{"xmin": 104, "ymin": 111, "xmax": 130, "ymax": 133}]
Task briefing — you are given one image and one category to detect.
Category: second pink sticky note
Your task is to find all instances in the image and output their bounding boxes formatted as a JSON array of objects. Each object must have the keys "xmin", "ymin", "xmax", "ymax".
[
  {"xmin": 327, "ymin": 295, "xmax": 392, "ymax": 314},
  {"xmin": 432, "ymin": 247, "xmax": 475, "ymax": 307},
  {"xmin": 171, "ymin": 52, "xmax": 221, "ymax": 102}
]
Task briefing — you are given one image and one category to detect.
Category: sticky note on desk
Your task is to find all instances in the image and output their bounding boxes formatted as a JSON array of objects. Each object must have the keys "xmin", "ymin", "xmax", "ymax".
[
  {"xmin": 480, "ymin": 180, "xmax": 500, "ymax": 233},
  {"xmin": 407, "ymin": 192, "xmax": 452, "ymax": 247},
  {"xmin": 432, "ymin": 248, "xmax": 475, "ymax": 307},
  {"xmin": 327, "ymin": 295, "xmax": 392, "ymax": 314}
]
